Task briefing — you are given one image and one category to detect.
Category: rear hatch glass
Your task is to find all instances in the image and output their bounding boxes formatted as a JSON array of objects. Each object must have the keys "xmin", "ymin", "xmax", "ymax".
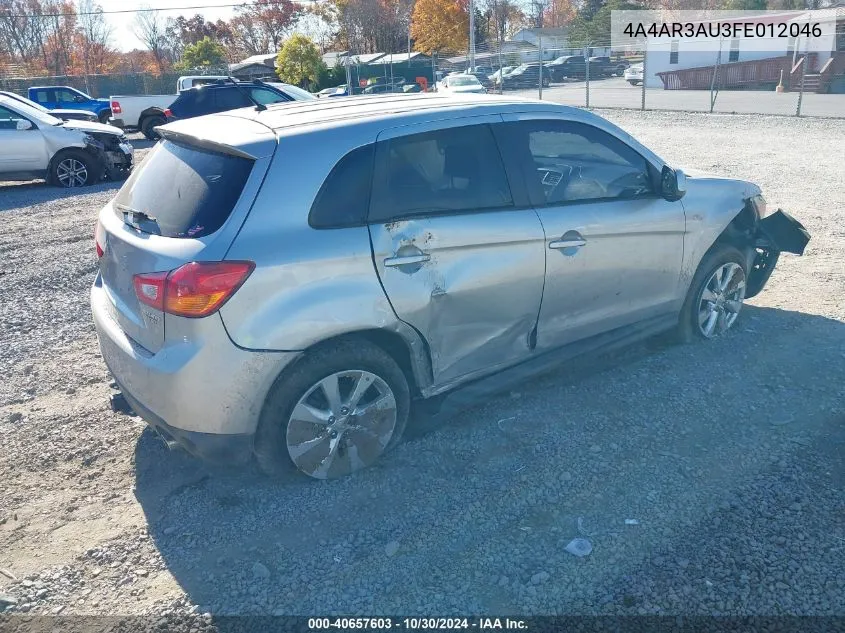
[
  {"xmin": 112, "ymin": 139, "xmax": 252, "ymax": 238},
  {"xmin": 100, "ymin": 139, "xmax": 254, "ymax": 352}
]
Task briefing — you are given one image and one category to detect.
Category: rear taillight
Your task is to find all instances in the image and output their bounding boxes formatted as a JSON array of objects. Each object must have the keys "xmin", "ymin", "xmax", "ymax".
[
  {"xmin": 95, "ymin": 221, "xmax": 105, "ymax": 258},
  {"xmin": 133, "ymin": 261, "xmax": 254, "ymax": 318},
  {"xmin": 163, "ymin": 108, "xmax": 172, "ymax": 118},
  {"xmin": 111, "ymin": 100, "xmax": 122, "ymax": 115}
]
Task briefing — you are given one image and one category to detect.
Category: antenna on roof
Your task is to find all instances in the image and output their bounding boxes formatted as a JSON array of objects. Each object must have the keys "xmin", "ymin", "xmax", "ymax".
[{"xmin": 226, "ymin": 75, "xmax": 266, "ymax": 112}]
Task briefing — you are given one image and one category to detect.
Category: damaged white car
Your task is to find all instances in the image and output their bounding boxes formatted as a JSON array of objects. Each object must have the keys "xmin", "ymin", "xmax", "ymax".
[{"xmin": 0, "ymin": 94, "xmax": 133, "ymax": 188}]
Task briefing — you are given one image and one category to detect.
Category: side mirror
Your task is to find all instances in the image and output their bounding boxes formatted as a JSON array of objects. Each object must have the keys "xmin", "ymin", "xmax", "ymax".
[
  {"xmin": 661, "ymin": 166, "xmax": 687, "ymax": 201},
  {"xmin": 16, "ymin": 119, "xmax": 33, "ymax": 131}
]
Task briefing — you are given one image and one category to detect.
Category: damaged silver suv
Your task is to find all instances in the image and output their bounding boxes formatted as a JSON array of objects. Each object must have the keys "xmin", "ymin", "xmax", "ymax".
[{"xmin": 91, "ymin": 94, "xmax": 809, "ymax": 479}]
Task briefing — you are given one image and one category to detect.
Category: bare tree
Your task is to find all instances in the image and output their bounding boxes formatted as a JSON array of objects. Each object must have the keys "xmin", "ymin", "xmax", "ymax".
[
  {"xmin": 77, "ymin": 0, "xmax": 113, "ymax": 81},
  {"xmin": 132, "ymin": 6, "xmax": 171, "ymax": 73}
]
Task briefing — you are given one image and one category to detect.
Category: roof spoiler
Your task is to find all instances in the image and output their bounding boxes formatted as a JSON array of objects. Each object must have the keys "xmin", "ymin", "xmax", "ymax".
[{"xmin": 156, "ymin": 128, "xmax": 257, "ymax": 160}]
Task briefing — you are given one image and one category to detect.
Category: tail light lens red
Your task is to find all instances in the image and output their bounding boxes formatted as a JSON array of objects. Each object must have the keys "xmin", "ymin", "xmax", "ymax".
[
  {"xmin": 111, "ymin": 100, "xmax": 122, "ymax": 115},
  {"xmin": 164, "ymin": 108, "xmax": 172, "ymax": 118},
  {"xmin": 133, "ymin": 261, "xmax": 254, "ymax": 318},
  {"xmin": 95, "ymin": 221, "xmax": 105, "ymax": 258}
]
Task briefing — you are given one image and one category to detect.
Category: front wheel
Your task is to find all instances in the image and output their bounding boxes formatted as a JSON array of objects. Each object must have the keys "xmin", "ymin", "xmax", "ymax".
[
  {"xmin": 49, "ymin": 149, "xmax": 100, "ymax": 188},
  {"xmin": 677, "ymin": 245, "xmax": 748, "ymax": 342},
  {"xmin": 254, "ymin": 340, "xmax": 410, "ymax": 479}
]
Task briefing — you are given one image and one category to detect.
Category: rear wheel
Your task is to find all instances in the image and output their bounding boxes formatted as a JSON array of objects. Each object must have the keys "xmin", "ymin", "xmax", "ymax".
[
  {"xmin": 98, "ymin": 109, "xmax": 112, "ymax": 124},
  {"xmin": 677, "ymin": 245, "xmax": 748, "ymax": 342},
  {"xmin": 254, "ymin": 340, "xmax": 410, "ymax": 479},
  {"xmin": 49, "ymin": 149, "xmax": 100, "ymax": 188},
  {"xmin": 141, "ymin": 114, "xmax": 166, "ymax": 140}
]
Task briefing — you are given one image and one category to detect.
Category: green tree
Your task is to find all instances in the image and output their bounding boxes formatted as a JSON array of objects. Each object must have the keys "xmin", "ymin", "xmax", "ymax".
[
  {"xmin": 175, "ymin": 35, "xmax": 226, "ymax": 70},
  {"xmin": 276, "ymin": 34, "xmax": 326, "ymax": 88}
]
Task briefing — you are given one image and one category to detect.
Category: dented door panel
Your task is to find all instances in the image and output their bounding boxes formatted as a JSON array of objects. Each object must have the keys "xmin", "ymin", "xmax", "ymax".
[{"xmin": 369, "ymin": 213, "xmax": 546, "ymax": 385}]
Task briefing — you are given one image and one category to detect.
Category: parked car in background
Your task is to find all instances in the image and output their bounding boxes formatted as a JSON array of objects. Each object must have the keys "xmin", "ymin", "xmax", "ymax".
[
  {"xmin": 0, "ymin": 90, "xmax": 98, "ymax": 122},
  {"xmin": 499, "ymin": 63, "xmax": 550, "ymax": 89},
  {"xmin": 403, "ymin": 83, "xmax": 422, "ymax": 93},
  {"xmin": 591, "ymin": 56, "xmax": 631, "ymax": 77},
  {"xmin": 165, "ymin": 81, "xmax": 307, "ymax": 125},
  {"xmin": 462, "ymin": 70, "xmax": 494, "ymax": 89},
  {"xmin": 545, "ymin": 55, "xmax": 587, "ymax": 81},
  {"xmin": 489, "ymin": 66, "xmax": 515, "ymax": 87},
  {"xmin": 438, "ymin": 74, "xmax": 487, "ymax": 94},
  {"xmin": 625, "ymin": 63, "xmax": 644, "ymax": 86},
  {"xmin": 0, "ymin": 94, "xmax": 132, "ymax": 187},
  {"xmin": 91, "ymin": 93, "xmax": 808, "ymax": 480},
  {"xmin": 109, "ymin": 76, "xmax": 243, "ymax": 140},
  {"xmin": 28, "ymin": 86, "xmax": 112, "ymax": 123}
]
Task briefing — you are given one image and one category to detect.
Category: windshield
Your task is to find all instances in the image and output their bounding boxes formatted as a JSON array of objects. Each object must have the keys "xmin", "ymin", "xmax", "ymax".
[
  {"xmin": 278, "ymin": 84, "xmax": 316, "ymax": 100},
  {"xmin": 450, "ymin": 76, "xmax": 481, "ymax": 86},
  {"xmin": 0, "ymin": 96, "xmax": 62, "ymax": 126}
]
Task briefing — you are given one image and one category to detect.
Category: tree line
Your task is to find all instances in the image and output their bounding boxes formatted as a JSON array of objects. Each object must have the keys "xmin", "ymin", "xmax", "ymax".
[{"xmin": 0, "ymin": 0, "xmax": 833, "ymax": 80}]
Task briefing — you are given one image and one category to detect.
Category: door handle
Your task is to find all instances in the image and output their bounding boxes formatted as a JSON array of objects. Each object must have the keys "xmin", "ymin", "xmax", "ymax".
[
  {"xmin": 549, "ymin": 238, "xmax": 587, "ymax": 250},
  {"xmin": 384, "ymin": 253, "xmax": 430, "ymax": 267}
]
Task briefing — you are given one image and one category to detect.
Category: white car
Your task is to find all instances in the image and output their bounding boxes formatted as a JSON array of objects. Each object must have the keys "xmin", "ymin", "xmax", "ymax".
[
  {"xmin": 625, "ymin": 63, "xmax": 644, "ymax": 86},
  {"xmin": 0, "ymin": 95, "xmax": 133, "ymax": 187},
  {"xmin": 438, "ymin": 74, "xmax": 487, "ymax": 94}
]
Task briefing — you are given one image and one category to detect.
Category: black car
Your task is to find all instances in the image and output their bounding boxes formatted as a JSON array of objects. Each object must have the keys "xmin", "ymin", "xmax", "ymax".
[
  {"xmin": 166, "ymin": 81, "xmax": 300, "ymax": 123},
  {"xmin": 464, "ymin": 70, "xmax": 494, "ymax": 89},
  {"xmin": 545, "ymin": 56, "xmax": 587, "ymax": 82},
  {"xmin": 589, "ymin": 56, "xmax": 630, "ymax": 77},
  {"xmin": 500, "ymin": 63, "xmax": 551, "ymax": 89}
]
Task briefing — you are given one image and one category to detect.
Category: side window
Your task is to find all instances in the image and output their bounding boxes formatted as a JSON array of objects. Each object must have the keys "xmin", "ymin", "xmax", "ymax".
[
  {"xmin": 0, "ymin": 106, "xmax": 28, "ymax": 130},
  {"xmin": 369, "ymin": 124, "xmax": 513, "ymax": 222},
  {"xmin": 35, "ymin": 90, "xmax": 50, "ymax": 102},
  {"xmin": 58, "ymin": 89, "xmax": 80, "ymax": 102},
  {"xmin": 502, "ymin": 120, "xmax": 654, "ymax": 205},
  {"xmin": 213, "ymin": 88, "xmax": 251, "ymax": 111},
  {"xmin": 309, "ymin": 144, "xmax": 375, "ymax": 228},
  {"xmin": 249, "ymin": 88, "xmax": 289, "ymax": 105}
]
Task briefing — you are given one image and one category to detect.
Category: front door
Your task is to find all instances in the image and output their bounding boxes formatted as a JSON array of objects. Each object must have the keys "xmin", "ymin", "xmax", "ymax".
[
  {"xmin": 498, "ymin": 115, "xmax": 686, "ymax": 349},
  {"xmin": 0, "ymin": 106, "xmax": 46, "ymax": 172},
  {"xmin": 368, "ymin": 118, "xmax": 547, "ymax": 385}
]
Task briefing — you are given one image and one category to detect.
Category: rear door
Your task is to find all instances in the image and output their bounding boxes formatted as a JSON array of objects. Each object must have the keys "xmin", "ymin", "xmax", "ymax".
[
  {"xmin": 368, "ymin": 118, "xmax": 547, "ymax": 385},
  {"xmin": 97, "ymin": 128, "xmax": 273, "ymax": 352},
  {"xmin": 212, "ymin": 87, "xmax": 252, "ymax": 113},
  {"xmin": 498, "ymin": 114, "xmax": 686, "ymax": 349}
]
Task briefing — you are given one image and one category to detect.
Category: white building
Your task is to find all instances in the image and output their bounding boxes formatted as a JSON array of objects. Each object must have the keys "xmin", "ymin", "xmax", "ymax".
[{"xmin": 642, "ymin": 10, "xmax": 841, "ymax": 89}]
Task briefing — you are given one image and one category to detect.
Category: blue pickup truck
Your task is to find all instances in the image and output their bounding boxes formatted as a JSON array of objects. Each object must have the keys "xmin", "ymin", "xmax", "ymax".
[{"xmin": 28, "ymin": 86, "xmax": 112, "ymax": 123}]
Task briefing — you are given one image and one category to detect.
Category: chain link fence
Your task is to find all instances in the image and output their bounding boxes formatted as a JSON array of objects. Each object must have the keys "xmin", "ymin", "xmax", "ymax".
[{"xmin": 420, "ymin": 38, "xmax": 844, "ymax": 119}]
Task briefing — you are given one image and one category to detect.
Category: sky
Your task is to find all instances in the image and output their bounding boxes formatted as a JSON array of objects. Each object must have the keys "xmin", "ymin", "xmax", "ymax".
[{"xmin": 97, "ymin": 0, "xmax": 240, "ymax": 51}]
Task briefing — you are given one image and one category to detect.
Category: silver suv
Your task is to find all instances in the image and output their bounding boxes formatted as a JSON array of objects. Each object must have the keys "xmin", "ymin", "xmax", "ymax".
[{"xmin": 91, "ymin": 94, "xmax": 809, "ymax": 479}]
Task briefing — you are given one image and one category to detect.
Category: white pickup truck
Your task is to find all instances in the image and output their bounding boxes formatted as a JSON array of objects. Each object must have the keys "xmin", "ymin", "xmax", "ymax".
[{"xmin": 109, "ymin": 76, "xmax": 228, "ymax": 139}]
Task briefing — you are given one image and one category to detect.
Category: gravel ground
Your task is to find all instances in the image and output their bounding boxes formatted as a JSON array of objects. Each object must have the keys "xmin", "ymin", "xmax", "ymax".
[{"xmin": 0, "ymin": 113, "xmax": 843, "ymax": 626}]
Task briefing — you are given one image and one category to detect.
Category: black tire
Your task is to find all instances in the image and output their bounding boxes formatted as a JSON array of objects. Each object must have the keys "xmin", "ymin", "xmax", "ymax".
[
  {"xmin": 676, "ymin": 244, "xmax": 748, "ymax": 343},
  {"xmin": 98, "ymin": 109, "xmax": 112, "ymax": 124},
  {"xmin": 254, "ymin": 339, "xmax": 411, "ymax": 479},
  {"xmin": 141, "ymin": 114, "xmax": 166, "ymax": 140},
  {"xmin": 48, "ymin": 149, "xmax": 101, "ymax": 188},
  {"xmin": 542, "ymin": 77, "xmax": 551, "ymax": 88}
]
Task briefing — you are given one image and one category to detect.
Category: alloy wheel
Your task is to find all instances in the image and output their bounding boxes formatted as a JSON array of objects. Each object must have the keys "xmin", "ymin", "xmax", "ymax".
[
  {"xmin": 56, "ymin": 158, "xmax": 88, "ymax": 187},
  {"xmin": 698, "ymin": 262, "xmax": 746, "ymax": 338},
  {"xmin": 285, "ymin": 370, "xmax": 397, "ymax": 479}
]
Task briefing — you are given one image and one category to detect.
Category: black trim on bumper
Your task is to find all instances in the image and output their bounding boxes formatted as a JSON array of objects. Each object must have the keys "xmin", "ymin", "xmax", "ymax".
[{"xmin": 116, "ymin": 383, "xmax": 253, "ymax": 464}]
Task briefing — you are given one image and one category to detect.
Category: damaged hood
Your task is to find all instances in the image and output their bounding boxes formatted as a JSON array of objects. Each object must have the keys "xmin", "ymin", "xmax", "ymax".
[
  {"xmin": 681, "ymin": 167, "xmax": 761, "ymax": 198},
  {"xmin": 61, "ymin": 120, "xmax": 124, "ymax": 136}
]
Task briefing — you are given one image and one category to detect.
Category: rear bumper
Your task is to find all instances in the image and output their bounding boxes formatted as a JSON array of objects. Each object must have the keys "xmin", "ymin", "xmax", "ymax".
[
  {"xmin": 91, "ymin": 275, "xmax": 300, "ymax": 455},
  {"xmin": 108, "ymin": 118, "xmax": 125, "ymax": 129}
]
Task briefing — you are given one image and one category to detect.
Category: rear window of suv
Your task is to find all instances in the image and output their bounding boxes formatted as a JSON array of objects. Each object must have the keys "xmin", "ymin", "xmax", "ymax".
[{"xmin": 112, "ymin": 140, "xmax": 253, "ymax": 238}]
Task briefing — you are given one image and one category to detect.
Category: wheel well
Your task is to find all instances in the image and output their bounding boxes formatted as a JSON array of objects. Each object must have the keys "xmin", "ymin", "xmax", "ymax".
[
  {"xmin": 296, "ymin": 330, "xmax": 425, "ymax": 398},
  {"xmin": 715, "ymin": 202, "xmax": 757, "ymax": 250},
  {"xmin": 139, "ymin": 109, "xmax": 166, "ymax": 128}
]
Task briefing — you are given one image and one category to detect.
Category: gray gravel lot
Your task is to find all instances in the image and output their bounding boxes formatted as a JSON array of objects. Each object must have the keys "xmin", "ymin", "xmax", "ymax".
[{"xmin": 0, "ymin": 113, "xmax": 843, "ymax": 624}]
